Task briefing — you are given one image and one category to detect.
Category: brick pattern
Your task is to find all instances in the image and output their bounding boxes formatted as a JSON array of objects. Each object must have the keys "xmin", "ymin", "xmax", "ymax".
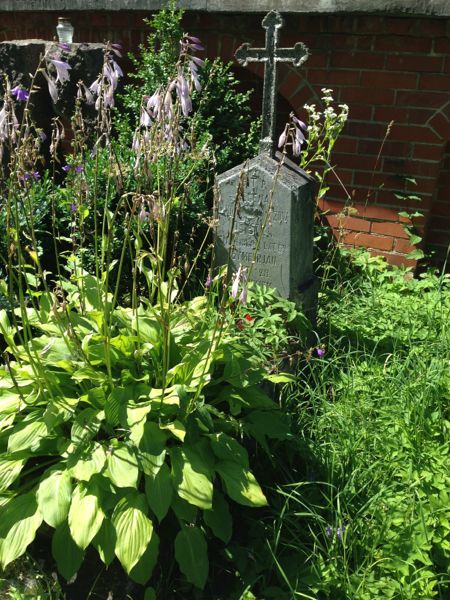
[{"xmin": 1, "ymin": 10, "xmax": 449, "ymax": 268}]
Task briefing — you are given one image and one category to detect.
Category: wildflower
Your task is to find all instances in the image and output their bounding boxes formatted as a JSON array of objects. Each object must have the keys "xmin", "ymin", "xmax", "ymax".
[
  {"xmin": 239, "ymin": 286, "xmax": 248, "ymax": 305},
  {"xmin": 70, "ymin": 203, "xmax": 77, "ymax": 213},
  {"xmin": 58, "ymin": 42, "xmax": 71, "ymax": 52},
  {"xmin": 205, "ymin": 273, "xmax": 212, "ymax": 289},
  {"xmin": 244, "ymin": 314, "xmax": 253, "ymax": 322},
  {"xmin": 62, "ymin": 164, "xmax": 71, "ymax": 173},
  {"xmin": 32, "ymin": 171, "xmax": 40, "ymax": 180},
  {"xmin": 74, "ymin": 165, "xmax": 84, "ymax": 174},
  {"xmin": 11, "ymin": 85, "xmax": 29, "ymax": 102},
  {"xmin": 43, "ymin": 71, "xmax": 58, "ymax": 103},
  {"xmin": 325, "ymin": 526, "xmax": 333, "ymax": 538},
  {"xmin": 49, "ymin": 59, "xmax": 71, "ymax": 84},
  {"xmin": 315, "ymin": 347, "xmax": 325, "ymax": 358},
  {"xmin": 336, "ymin": 525, "xmax": 346, "ymax": 539}
]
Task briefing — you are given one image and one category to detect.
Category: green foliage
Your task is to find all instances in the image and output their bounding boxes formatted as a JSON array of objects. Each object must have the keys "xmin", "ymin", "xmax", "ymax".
[{"xmin": 0, "ymin": 275, "xmax": 296, "ymax": 591}]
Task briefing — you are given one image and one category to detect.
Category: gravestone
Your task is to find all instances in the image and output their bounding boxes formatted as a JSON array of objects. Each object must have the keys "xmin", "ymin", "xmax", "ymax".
[{"xmin": 215, "ymin": 10, "xmax": 317, "ymax": 318}]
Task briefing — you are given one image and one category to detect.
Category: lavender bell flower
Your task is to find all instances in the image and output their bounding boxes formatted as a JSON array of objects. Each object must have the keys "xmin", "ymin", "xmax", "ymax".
[
  {"xmin": 50, "ymin": 59, "xmax": 72, "ymax": 84},
  {"xmin": 231, "ymin": 266, "xmax": 242, "ymax": 299},
  {"xmin": 43, "ymin": 72, "xmax": 58, "ymax": 103},
  {"xmin": 11, "ymin": 85, "xmax": 29, "ymax": 102},
  {"xmin": 205, "ymin": 273, "xmax": 212, "ymax": 289}
]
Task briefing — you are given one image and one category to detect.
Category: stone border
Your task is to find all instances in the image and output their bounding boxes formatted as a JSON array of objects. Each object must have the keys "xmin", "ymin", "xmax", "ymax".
[{"xmin": 0, "ymin": 0, "xmax": 449, "ymax": 16}]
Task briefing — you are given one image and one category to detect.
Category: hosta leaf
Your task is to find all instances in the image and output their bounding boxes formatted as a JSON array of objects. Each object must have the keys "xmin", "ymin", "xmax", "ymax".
[
  {"xmin": 210, "ymin": 432, "xmax": 249, "ymax": 467},
  {"xmin": 138, "ymin": 422, "xmax": 167, "ymax": 476},
  {"xmin": 8, "ymin": 419, "xmax": 48, "ymax": 452},
  {"xmin": 128, "ymin": 531, "xmax": 159, "ymax": 585},
  {"xmin": 216, "ymin": 461, "xmax": 268, "ymax": 507},
  {"xmin": 171, "ymin": 495, "xmax": 197, "ymax": 523},
  {"xmin": 171, "ymin": 443, "xmax": 213, "ymax": 510},
  {"xmin": 68, "ymin": 482, "xmax": 105, "ymax": 550},
  {"xmin": 112, "ymin": 492, "xmax": 153, "ymax": 573},
  {"xmin": 105, "ymin": 386, "xmax": 132, "ymax": 426},
  {"xmin": 0, "ymin": 457, "xmax": 25, "ymax": 492},
  {"xmin": 0, "ymin": 390, "xmax": 21, "ymax": 414},
  {"xmin": 52, "ymin": 521, "xmax": 85, "ymax": 580},
  {"xmin": 145, "ymin": 464, "xmax": 173, "ymax": 522},
  {"xmin": 160, "ymin": 419, "xmax": 186, "ymax": 441},
  {"xmin": 37, "ymin": 469, "xmax": 72, "ymax": 527},
  {"xmin": 71, "ymin": 408, "xmax": 103, "ymax": 445},
  {"xmin": 174, "ymin": 526, "xmax": 208, "ymax": 589},
  {"xmin": 92, "ymin": 519, "xmax": 116, "ymax": 566},
  {"xmin": 203, "ymin": 490, "xmax": 232, "ymax": 543},
  {"xmin": 67, "ymin": 441, "xmax": 106, "ymax": 481},
  {"xmin": 0, "ymin": 493, "xmax": 43, "ymax": 569},
  {"xmin": 105, "ymin": 443, "xmax": 139, "ymax": 488},
  {"xmin": 144, "ymin": 588, "xmax": 156, "ymax": 600}
]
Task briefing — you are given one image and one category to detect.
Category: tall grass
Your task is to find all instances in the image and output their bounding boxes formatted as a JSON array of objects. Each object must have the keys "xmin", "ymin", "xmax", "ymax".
[{"xmin": 267, "ymin": 250, "xmax": 450, "ymax": 599}]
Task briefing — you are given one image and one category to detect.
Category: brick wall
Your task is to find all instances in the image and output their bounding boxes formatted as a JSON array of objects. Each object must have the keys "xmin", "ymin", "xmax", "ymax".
[{"xmin": 1, "ymin": 10, "xmax": 449, "ymax": 268}]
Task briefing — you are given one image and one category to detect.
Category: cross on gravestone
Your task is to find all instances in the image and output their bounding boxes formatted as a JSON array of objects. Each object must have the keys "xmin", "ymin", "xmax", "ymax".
[
  {"xmin": 235, "ymin": 10, "xmax": 309, "ymax": 156},
  {"xmin": 215, "ymin": 11, "xmax": 318, "ymax": 322}
]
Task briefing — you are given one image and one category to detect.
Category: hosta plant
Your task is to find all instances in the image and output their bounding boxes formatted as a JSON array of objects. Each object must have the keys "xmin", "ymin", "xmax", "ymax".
[{"xmin": 0, "ymin": 271, "xmax": 291, "ymax": 591}]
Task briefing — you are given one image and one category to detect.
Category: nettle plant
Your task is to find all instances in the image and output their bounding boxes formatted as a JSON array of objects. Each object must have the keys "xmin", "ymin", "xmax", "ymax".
[{"xmin": 0, "ymin": 20, "xmax": 297, "ymax": 597}]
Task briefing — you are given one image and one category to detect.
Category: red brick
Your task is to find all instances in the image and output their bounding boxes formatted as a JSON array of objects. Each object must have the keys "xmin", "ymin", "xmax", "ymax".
[
  {"xmin": 334, "ymin": 136, "xmax": 359, "ymax": 153},
  {"xmin": 346, "ymin": 121, "xmax": 390, "ymax": 139},
  {"xmin": 326, "ymin": 214, "xmax": 371, "ymax": 232},
  {"xmin": 351, "ymin": 204, "xmax": 401, "ymax": 222},
  {"xmin": 394, "ymin": 238, "xmax": 417, "ymax": 253},
  {"xmin": 279, "ymin": 70, "xmax": 302, "ymax": 100},
  {"xmin": 332, "ymin": 51, "xmax": 385, "ymax": 69},
  {"xmin": 373, "ymin": 35, "xmax": 432, "ymax": 53},
  {"xmin": 434, "ymin": 37, "xmax": 450, "ymax": 54},
  {"xmin": 396, "ymin": 91, "xmax": 449, "ymax": 109},
  {"xmin": 307, "ymin": 68, "xmax": 361, "ymax": 86},
  {"xmin": 428, "ymin": 113, "xmax": 450, "ymax": 141},
  {"xmin": 357, "ymin": 16, "xmax": 385, "ymax": 33},
  {"xmin": 417, "ymin": 19, "xmax": 448, "ymax": 37},
  {"xmin": 307, "ymin": 53, "xmax": 328, "ymax": 68},
  {"xmin": 346, "ymin": 86, "xmax": 397, "ymax": 105},
  {"xmin": 356, "ymin": 35, "xmax": 373, "ymax": 50},
  {"xmin": 359, "ymin": 139, "xmax": 411, "ymax": 156},
  {"xmin": 370, "ymin": 251, "xmax": 417, "ymax": 268},
  {"xmin": 386, "ymin": 54, "xmax": 443, "ymax": 73},
  {"xmin": 390, "ymin": 124, "xmax": 441, "ymax": 144},
  {"xmin": 371, "ymin": 221, "xmax": 409, "ymax": 238},
  {"xmin": 384, "ymin": 17, "xmax": 415, "ymax": 35},
  {"xmin": 346, "ymin": 104, "xmax": 374, "ymax": 120},
  {"xmin": 413, "ymin": 144, "xmax": 445, "ymax": 161},
  {"xmin": 343, "ymin": 232, "xmax": 394, "ymax": 251},
  {"xmin": 360, "ymin": 71, "xmax": 418, "ymax": 90},
  {"xmin": 419, "ymin": 74, "xmax": 450, "ymax": 92}
]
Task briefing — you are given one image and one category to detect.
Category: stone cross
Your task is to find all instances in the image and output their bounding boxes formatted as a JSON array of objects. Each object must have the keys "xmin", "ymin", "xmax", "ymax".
[{"xmin": 235, "ymin": 10, "xmax": 309, "ymax": 156}]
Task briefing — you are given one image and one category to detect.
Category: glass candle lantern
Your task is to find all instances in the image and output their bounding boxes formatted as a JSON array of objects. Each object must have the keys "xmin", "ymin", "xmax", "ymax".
[{"xmin": 56, "ymin": 18, "xmax": 74, "ymax": 44}]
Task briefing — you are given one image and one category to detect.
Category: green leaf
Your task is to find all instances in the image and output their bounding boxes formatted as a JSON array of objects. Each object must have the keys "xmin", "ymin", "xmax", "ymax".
[
  {"xmin": 68, "ymin": 442, "xmax": 106, "ymax": 481},
  {"xmin": 174, "ymin": 526, "xmax": 208, "ymax": 589},
  {"xmin": 407, "ymin": 249, "xmax": 425, "ymax": 260},
  {"xmin": 112, "ymin": 492, "xmax": 154, "ymax": 574},
  {"xmin": 71, "ymin": 408, "xmax": 103, "ymax": 445},
  {"xmin": 160, "ymin": 418, "xmax": 186, "ymax": 441},
  {"xmin": 408, "ymin": 234, "xmax": 422, "ymax": 246},
  {"xmin": 52, "ymin": 522, "xmax": 85, "ymax": 580},
  {"xmin": 244, "ymin": 409, "xmax": 290, "ymax": 442},
  {"xmin": 0, "ymin": 457, "xmax": 25, "ymax": 492},
  {"xmin": 216, "ymin": 461, "xmax": 268, "ymax": 507},
  {"xmin": 105, "ymin": 442, "xmax": 139, "ymax": 488},
  {"xmin": 144, "ymin": 588, "xmax": 156, "ymax": 600},
  {"xmin": 138, "ymin": 421, "xmax": 167, "ymax": 476},
  {"xmin": 68, "ymin": 482, "xmax": 105, "ymax": 550},
  {"xmin": 264, "ymin": 373, "xmax": 296, "ymax": 384},
  {"xmin": 128, "ymin": 531, "xmax": 159, "ymax": 585},
  {"xmin": 210, "ymin": 432, "xmax": 249, "ymax": 468},
  {"xmin": 145, "ymin": 464, "xmax": 173, "ymax": 522},
  {"xmin": 37, "ymin": 469, "xmax": 72, "ymax": 527},
  {"xmin": 203, "ymin": 490, "xmax": 232, "ymax": 543},
  {"xmin": 171, "ymin": 495, "xmax": 197, "ymax": 523},
  {"xmin": 171, "ymin": 443, "xmax": 213, "ymax": 509},
  {"xmin": 92, "ymin": 519, "xmax": 116, "ymax": 566},
  {"xmin": 8, "ymin": 419, "xmax": 48, "ymax": 452},
  {"xmin": 0, "ymin": 493, "xmax": 43, "ymax": 568}
]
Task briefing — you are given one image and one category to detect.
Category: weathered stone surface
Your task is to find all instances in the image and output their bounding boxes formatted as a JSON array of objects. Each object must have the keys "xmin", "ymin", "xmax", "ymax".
[
  {"xmin": 1, "ymin": 0, "xmax": 449, "ymax": 16},
  {"xmin": 216, "ymin": 153, "xmax": 316, "ymax": 313}
]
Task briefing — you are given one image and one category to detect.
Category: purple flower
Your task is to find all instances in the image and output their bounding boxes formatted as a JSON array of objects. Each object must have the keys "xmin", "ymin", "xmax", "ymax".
[
  {"xmin": 43, "ymin": 72, "xmax": 58, "ymax": 103},
  {"xmin": 70, "ymin": 203, "xmax": 77, "ymax": 213},
  {"xmin": 337, "ymin": 525, "xmax": 346, "ymax": 539},
  {"xmin": 315, "ymin": 347, "xmax": 325, "ymax": 358},
  {"xmin": 49, "ymin": 59, "xmax": 71, "ymax": 84},
  {"xmin": 58, "ymin": 42, "xmax": 71, "ymax": 52},
  {"xmin": 32, "ymin": 171, "xmax": 40, "ymax": 180},
  {"xmin": 62, "ymin": 164, "xmax": 71, "ymax": 173},
  {"xmin": 39, "ymin": 131, "xmax": 47, "ymax": 142},
  {"xmin": 75, "ymin": 165, "xmax": 84, "ymax": 173},
  {"xmin": 20, "ymin": 171, "xmax": 31, "ymax": 181},
  {"xmin": 205, "ymin": 273, "xmax": 212, "ymax": 289},
  {"xmin": 231, "ymin": 266, "xmax": 242, "ymax": 299},
  {"xmin": 325, "ymin": 526, "xmax": 333, "ymax": 538},
  {"xmin": 11, "ymin": 85, "xmax": 29, "ymax": 102}
]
